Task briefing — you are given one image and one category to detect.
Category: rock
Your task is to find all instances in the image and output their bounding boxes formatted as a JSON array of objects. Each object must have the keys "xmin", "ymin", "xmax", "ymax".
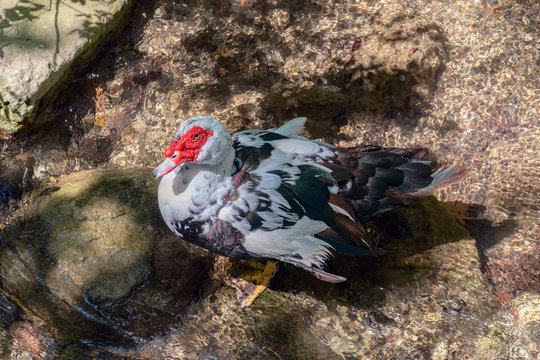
[
  {"xmin": 0, "ymin": 170, "xmax": 154, "ymax": 337},
  {"xmin": 506, "ymin": 294, "xmax": 540, "ymax": 359},
  {"xmin": 20, "ymin": 170, "xmax": 153, "ymax": 302},
  {"xmin": 0, "ymin": 292, "xmax": 16, "ymax": 358},
  {"xmin": 0, "ymin": 328, "xmax": 10, "ymax": 359},
  {"xmin": 262, "ymin": 3, "xmax": 447, "ymax": 124},
  {"xmin": 345, "ymin": 5, "xmax": 447, "ymax": 112},
  {"xmin": 0, "ymin": 169, "xmax": 213, "ymax": 340},
  {"xmin": 9, "ymin": 321, "xmax": 58, "ymax": 360},
  {"xmin": 130, "ymin": 0, "xmax": 447, "ymax": 142},
  {"xmin": 0, "ymin": 154, "xmax": 35, "ymax": 221},
  {"xmin": 475, "ymin": 293, "xmax": 540, "ymax": 359},
  {"xmin": 0, "ymin": 0, "xmax": 133, "ymax": 135},
  {"xmin": 0, "ymin": 292, "xmax": 17, "ymax": 328}
]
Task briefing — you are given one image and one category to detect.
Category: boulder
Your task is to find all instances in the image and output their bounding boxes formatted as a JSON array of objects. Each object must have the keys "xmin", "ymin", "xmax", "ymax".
[
  {"xmin": 0, "ymin": 169, "xmax": 214, "ymax": 340},
  {"xmin": 0, "ymin": 0, "xmax": 133, "ymax": 135}
]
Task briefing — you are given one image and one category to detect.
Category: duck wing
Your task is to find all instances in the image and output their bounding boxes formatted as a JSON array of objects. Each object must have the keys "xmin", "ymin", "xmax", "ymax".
[
  {"xmin": 224, "ymin": 122, "xmax": 375, "ymax": 255},
  {"xmin": 319, "ymin": 146, "xmax": 465, "ymax": 218}
]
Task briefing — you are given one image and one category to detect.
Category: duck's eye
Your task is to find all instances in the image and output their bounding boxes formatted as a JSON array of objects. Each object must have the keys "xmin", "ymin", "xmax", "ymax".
[
  {"xmin": 192, "ymin": 133, "xmax": 201, "ymax": 141},
  {"xmin": 171, "ymin": 151, "xmax": 178, "ymax": 159}
]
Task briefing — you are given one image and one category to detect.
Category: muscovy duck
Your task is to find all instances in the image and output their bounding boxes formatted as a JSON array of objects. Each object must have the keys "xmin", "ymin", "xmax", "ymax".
[{"xmin": 153, "ymin": 116, "xmax": 465, "ymax": 305}]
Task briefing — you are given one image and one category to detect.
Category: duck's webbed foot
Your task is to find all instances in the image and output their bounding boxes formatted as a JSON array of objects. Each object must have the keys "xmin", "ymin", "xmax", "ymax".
[{"xmin": 228, "ymin": 260, "xmax": 278, "ymax": 307}]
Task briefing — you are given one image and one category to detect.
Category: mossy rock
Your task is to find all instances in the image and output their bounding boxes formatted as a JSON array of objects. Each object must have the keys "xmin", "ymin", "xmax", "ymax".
[{"xmin": 0, "ymin": 170, "xmax": 157, "ymax": 338}]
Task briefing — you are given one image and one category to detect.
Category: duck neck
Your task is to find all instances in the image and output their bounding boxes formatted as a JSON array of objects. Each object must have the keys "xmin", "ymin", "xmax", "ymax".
[{"xmin": 168, "ymin": 150, "xmax": 235, "ymax": 196}]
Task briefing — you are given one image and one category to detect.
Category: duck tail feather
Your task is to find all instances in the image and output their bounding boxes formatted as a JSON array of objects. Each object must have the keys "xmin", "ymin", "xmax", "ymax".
[{"xmin": 410, "ymin": 165, "xmax": 467, "ymax": 197}]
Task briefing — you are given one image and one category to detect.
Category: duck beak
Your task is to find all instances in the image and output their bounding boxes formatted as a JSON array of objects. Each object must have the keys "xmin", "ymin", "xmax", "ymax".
[{"xmin": 153, "ymin": 157, "xmax": 179, "ymax": 178}]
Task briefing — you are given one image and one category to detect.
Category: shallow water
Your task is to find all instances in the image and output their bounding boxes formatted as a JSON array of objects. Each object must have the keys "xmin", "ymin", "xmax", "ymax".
[{"xmin": 0, "ymin": 0, "xmax": 538, "ymax": 358}]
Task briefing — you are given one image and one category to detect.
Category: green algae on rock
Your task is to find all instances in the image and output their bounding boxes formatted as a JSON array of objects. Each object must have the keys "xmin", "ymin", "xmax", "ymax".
[
  {"xmin": 0, "ymin": 170, "xmax": 156, "ymax": 337},
  {"xmin": 36, "ymin": 171, "xmax": 155, "ymax": 304}
]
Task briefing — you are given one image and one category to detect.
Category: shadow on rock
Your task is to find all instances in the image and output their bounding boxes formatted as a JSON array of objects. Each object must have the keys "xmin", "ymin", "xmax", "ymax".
[
  {"xmin": 461, "ymin": 204, "xmax": 538, "ymax": 304},
  {"xmin": 273, "ymin": 196, "xmax": 472, "ymax": 304},
  {"xmin": 464, "ymin": 204, "xmax": 518, "ymax": 254},
  {"xmin": 151, "ymin": 0, "xmax": 449, "ymax": 136},
  {"xmin": 0, "ymin": 169, "xmax": 215, "ymax": 344},
  {"xmin": 268, "ymin": 198, "xmax": 519, "ymax": 335},
  {"xmin": 0, "ymin": 0, "xmax": 161, "ymax": 187}
]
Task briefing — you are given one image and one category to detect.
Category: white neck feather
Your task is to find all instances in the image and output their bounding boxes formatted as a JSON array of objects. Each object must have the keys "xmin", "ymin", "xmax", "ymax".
[{"xmin": 157, "ymin": 150, "xmax": 235, "ymax": 226}]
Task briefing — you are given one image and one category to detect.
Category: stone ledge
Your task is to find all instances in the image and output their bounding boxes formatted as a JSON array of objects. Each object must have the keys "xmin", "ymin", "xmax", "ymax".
[{"xmin": 0, "ymin": 0, "xmax": 133, "ymax": 135}]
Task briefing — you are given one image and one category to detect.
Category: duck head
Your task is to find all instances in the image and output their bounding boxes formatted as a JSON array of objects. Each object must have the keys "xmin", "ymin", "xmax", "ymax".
[{"xmin": 153, "ymin": 116, "xmax": 234, "ymax": 178}]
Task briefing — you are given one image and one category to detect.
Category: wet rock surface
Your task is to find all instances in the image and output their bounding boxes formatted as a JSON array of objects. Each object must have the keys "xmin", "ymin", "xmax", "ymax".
[
  {"xmin": 137, "ymin": 0, "xmax": 447, "ymax": 134},
  {"xmin": 0, "ymin": 293, "xmax": 16, "ymax": 358},
  {"xmin": 0, "ymin": 169, "xmax": 214, "ymax": 345},
  {"xmin": 0, "ymin": 0, "xmax": 538, "ymax": 358},
  {"xmin": 9, "ymin": 321, "xmax": 58, "ymax": 360},
  {"xmin": 0, "ymin": 0, "xmax": 133, "ymax": 135}
]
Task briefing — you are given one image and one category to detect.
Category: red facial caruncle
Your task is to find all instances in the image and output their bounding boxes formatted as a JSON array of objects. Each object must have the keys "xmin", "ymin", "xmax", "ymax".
[
  {"xmin": 165, "ymin": 125, "xmax": 213, "ymax": 165},
  {"xmin": 153, "ymin": 125, "xmax": 214, "ymax": 178}
]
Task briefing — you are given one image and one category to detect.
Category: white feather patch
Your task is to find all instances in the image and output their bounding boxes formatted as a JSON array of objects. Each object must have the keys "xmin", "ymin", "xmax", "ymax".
[
  {"xmin": 257, "ymin": 210, "xmax": 283, "ymax": 229},
  {"xmin": 243, "ymin": 217, "xmax": 332, "ymax": 269},
  {"xmin": 273, "ymin": 117, "xmax": 307, "ymax": 136},
  {"xmin": 270, "ymin": 139, "xmax": 335, "ymax": 163},
  {"xmin": 158, "ymin": 169, "xmax": 233, "ymax": 229},
  {"xmin": 300, "ymin": 162, "xmax": 333, "ymax": 173},
  {"xmin": 329, "ymin": 203, "xmax": 355, "ymax": 221},
  {"xmin": 272, "ymin": 139, "xmax": 320, "ymax": 154}
]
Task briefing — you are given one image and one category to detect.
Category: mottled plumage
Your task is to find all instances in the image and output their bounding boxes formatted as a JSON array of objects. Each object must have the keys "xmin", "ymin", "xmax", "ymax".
[{"xmin": 154, "ymin": 116, "xmax": 465, "ymax": 282}]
